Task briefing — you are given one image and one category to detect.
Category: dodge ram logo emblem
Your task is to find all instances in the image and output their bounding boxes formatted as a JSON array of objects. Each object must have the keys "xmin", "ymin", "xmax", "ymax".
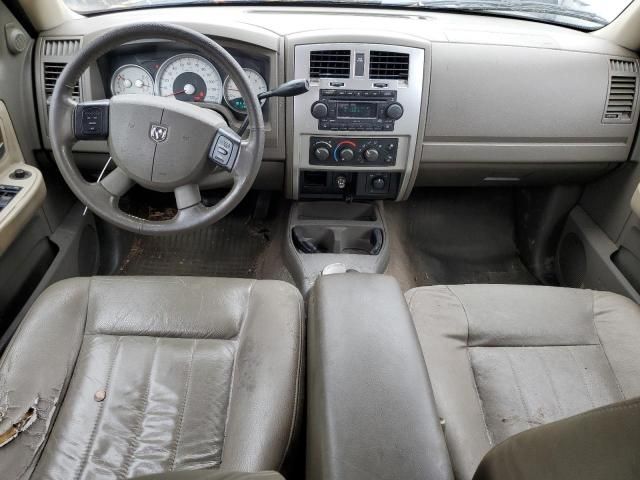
[{"xmin": 149, "ymin": 124, "xmax": 168, "ymax": 143}]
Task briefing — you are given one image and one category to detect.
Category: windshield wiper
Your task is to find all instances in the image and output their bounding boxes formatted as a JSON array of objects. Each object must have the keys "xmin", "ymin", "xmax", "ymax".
[{"xmin": 382, "ymin": 0, "xmax": 609, "ymax": 26}]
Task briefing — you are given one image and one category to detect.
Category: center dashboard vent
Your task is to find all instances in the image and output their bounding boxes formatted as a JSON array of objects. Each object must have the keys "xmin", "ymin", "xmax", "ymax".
[
  {"xmin": 310, "ymin": 50, "xmax": 351, "ymax": 78},
  {"xmin": 369, "ymin": 51, "xmax": 409, "ymax": 80},
  {"xmin": 603, "ymin": 59, "xmax": 638, "ymax": 124}
]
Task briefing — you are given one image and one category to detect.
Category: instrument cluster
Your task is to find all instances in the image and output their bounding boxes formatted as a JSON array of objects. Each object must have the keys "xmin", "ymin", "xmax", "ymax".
[{"xmin": 103, "ymin": 48, "xmax": 269, "ymax": 116}]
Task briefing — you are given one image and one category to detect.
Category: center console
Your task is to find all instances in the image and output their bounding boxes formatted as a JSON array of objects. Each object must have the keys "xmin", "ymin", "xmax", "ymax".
[{"xmin": 290, "ymin": 43, "xmax": 425, "ymax": 200}]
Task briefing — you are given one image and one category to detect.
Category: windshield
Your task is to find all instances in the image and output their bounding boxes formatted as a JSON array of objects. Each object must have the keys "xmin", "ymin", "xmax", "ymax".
[{"xmin": 63, "ymin": 0, "xmax": 633, "ymax": 30}]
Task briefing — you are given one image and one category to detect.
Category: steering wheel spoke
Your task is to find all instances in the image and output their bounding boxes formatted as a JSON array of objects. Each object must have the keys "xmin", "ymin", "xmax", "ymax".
[
  {"xmin": 174, "ymin": 183, "xmax": 202, "ymax": 210},
  {"xmin": 100, "ymin": 167, "xmax": 135, "ymax": 197}
]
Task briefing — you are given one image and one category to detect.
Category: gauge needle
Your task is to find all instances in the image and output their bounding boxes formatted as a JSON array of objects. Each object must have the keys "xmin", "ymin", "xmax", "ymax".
[{"xmin": 164, "ymin": 90, "xmax": 185, "ymax": 97}]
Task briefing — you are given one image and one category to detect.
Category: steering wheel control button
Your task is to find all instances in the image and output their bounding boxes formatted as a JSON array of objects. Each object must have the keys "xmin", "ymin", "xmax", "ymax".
[
  {"xmin": 74, "ymin": 100, "xmax": 110, "ymax": 140},
  {"xmin": 209, "ymin": 129, "xmax": 241, "ymax": 171}
]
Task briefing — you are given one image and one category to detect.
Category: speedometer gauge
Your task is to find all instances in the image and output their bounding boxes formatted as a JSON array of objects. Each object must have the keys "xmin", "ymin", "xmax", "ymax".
[
  {"xmin": 155, "ymin": 53, "xmax": 223, "ymax": 103},
  {"xmin": 110, "ymin": 65, "xmax": 154, "ymax": 96},
  {"xmin": 223, "ymin": 69, "xmax": 268, "ymax": 114}
]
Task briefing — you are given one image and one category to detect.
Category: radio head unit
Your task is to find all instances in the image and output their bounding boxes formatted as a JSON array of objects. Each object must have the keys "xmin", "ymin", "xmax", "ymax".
[{"xmin": 311, "ymin": 89, "xmax": 404, "ymax": 131}]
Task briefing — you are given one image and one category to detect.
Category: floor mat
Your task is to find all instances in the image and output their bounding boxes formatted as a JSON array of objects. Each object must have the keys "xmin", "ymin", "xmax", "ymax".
[
  {"xmin": 115, "ymin": 193, "xmax": 292, "ymax": 281},
  {"xmin": 118, "ymin": 218, "xmax": 271, "ymax": 278},
  {"xmin": 386, "ymin": 188, "xmax": 538, "ymax": 289}
]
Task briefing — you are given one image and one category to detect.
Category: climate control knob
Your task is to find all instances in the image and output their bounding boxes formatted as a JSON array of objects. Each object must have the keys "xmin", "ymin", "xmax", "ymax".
[
  {"xmin": 364, "ymin": 148, "xmax": 379, "ymax": 163},
  {"xmin": 311, "ymin": 102, "xmax": 329, "ymax": 119},
  {"xmin": 313, "ymin": 146, "xmax": 331, "ymax": 162},
  {"xmin": 385, "ymin": 102, "xmax": 404, "ymax": 120},
  {"xmin": 339, "ymin": 148, "xmax": 355, "ymax": 162}
]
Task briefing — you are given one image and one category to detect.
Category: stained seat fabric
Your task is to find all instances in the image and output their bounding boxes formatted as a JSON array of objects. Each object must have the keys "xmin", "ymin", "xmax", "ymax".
[
  {"xmin": 405, "ymin": 284, "xmax": 640, "ymax": 480},
  {"xmin": 0, "ymin": 276, "xmax": 304, "ymax": 480}
]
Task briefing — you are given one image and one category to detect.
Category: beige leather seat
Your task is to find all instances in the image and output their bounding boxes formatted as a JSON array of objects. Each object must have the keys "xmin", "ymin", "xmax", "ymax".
[
  {"xmin": 405, "ymin": 284, "xmax": 640, "ymax": 480},
  {"xmin": 0, "ymin": 277, "xmax": 303, "ymax": 480}
]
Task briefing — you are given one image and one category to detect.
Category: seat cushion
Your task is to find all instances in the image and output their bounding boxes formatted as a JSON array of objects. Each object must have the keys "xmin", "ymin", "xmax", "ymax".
[
  {"xmin": 0, "ymin": 277, "xmax": 303, "ymax": 480},
  {"xmin": 405, "ymin": 284, "xmax": 640, "ymax": 480}
]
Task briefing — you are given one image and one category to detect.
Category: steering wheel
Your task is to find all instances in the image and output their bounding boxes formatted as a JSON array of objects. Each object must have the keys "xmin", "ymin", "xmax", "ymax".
[{"xmin": 49, "ymin": 23, "xmax": 265, "ymax": 235}]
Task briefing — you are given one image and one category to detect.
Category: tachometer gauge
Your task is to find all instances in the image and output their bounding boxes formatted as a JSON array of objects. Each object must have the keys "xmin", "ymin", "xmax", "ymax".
[
  {"xmin": 223, "ymin": 69, "xmax": 268, "ymax": 114},
  {"xmin": 110, "ymin": 65, "xmax": 154, "ymax": 96},
  {"xmin": 155, "ymin": 53, "xmax": 223, "ymax": 103}
]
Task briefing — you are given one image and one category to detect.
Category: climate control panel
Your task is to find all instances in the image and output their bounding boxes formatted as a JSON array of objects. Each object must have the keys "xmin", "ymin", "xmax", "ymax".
[{"xmin": 309, "ymin": 137, "xmax": 398, "ymax": 167}]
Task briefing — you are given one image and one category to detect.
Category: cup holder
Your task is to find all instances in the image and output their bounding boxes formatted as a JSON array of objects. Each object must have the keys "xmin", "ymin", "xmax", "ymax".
[{"xmin": 292, "ymin": 225, "xmax": 383, "ymax": 255}]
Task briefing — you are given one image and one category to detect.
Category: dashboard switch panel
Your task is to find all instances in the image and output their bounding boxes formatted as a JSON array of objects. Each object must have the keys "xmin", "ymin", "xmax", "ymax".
[{"xmin": 309, "ymin": 137, "xmax": 398, "ymax": 166}]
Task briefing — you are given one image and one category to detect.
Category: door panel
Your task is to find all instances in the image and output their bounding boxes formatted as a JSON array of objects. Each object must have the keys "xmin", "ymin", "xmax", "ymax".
[{"xmin": 0, "ymin": 100, "xmax": 46, "ymax": 254}]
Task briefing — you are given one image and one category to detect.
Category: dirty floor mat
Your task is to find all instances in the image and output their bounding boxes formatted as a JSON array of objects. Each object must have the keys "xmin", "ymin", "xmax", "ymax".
[
  {"xmin": 116, "ymin": 193, "xmax": 292, "ymax": 281},
  {"xmin": 385, "ymin": 188, "xmax": 538, "ymax": 290}
]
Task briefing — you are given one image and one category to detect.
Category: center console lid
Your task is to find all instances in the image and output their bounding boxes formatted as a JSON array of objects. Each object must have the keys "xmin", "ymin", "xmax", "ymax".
[{"xmin": 307, "ymin": 273, "xmax": 453, "ymax": 480}]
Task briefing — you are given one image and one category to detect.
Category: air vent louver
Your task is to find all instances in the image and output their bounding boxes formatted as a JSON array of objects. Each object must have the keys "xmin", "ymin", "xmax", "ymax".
[
  {"xmin": 44, "ymin": 62, "xmax": 80, "ymax": 100},
  {"xmin": 604, "ymin": 76, "xmax": 637, "ymax": 123},
  {"xmin": 610, "ymin": 59, "xmax": 638, "ymax": 73},
  {"xmin": 43, "ymin": 38, "xmax": 80, "ymax": 57},
  {"xmin": 310, "ymin": 50, "xmax": 351, "ymax": 78},
  {"xmin": 369, "ymin": 51, "xmax": 409, "ymax": 80}
]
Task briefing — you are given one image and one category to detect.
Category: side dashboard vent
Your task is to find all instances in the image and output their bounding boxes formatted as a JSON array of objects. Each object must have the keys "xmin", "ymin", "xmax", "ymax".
[
  {"xmin": 610, "ymin": 59, "xmax": 639, "ymax": 74},
  {"xmin": 310, "ymin": 50, "xmax": 351, "ymax": 78},
  {"xmin": 43, "ymin": 38, "xmax": 81, "ymax": 57},
  {"xmin": 44, "ymin": 62, "xmax": 80, "ymax": 100},
  {"xmin": 604, "ymin": 75, "xmax": 637, "ymax": 123},
  {"xmin": 369, "ymin": 51, "xmax": 409, "ymax": 80}
]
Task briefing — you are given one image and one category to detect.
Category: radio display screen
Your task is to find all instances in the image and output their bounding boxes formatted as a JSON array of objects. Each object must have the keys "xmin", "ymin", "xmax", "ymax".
[{"xmin": 336, "ymin": 102, "xmax": 377, "ymax": 119}]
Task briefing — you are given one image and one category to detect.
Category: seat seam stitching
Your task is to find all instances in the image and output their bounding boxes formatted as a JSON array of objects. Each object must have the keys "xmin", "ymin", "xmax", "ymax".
[
  {"xmin": 278, "ymin": 292, "xmax": 305, "ymax": 470},
  {"xmin": 590, "ymin": 292, "xmax": 626, "ymax": 400},
  {"xmin": 169, "ymin": 339, "xmax": 198, "ymax": 471},
  {"xmin": 25, "ymin": 280, "xmax": 93, "ymax": 480},
  {"xmin": 506, "ymin": 349, "xmax": 535, "ymax": 430},
  {"xmin": 117, "ymin": 337, "xmax": 159, "ymax": 480},
  {"xmin": 74, "ymin": 335, "xmax": 123, "ymax": 480},
  {"xmin": 536, "ymin": 348, "xmax": 566, "ymax": 418},
  {"xmin": 219, "ymin": 279, "xmax": 255, "ymax": 466},
  {"xmin": 445, "ymin": 286, "xmax": 493, "ymax": 447},
  {"xmin": 567, "ymin": 346, "xmax": 596, "ymax": 410}
]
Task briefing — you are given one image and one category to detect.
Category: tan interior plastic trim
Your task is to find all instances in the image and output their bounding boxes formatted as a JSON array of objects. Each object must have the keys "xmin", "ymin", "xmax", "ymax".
[
  {"xmin": 0, "ymin": 101, "xmax": 46, "ymax": 256},
  {"xmin": 593, "ymin": 1, "xmax": 640, "ymax": 52},
  {"xmin": 19, "ymin": 0, "xmax": 81, "ymax": 32}
]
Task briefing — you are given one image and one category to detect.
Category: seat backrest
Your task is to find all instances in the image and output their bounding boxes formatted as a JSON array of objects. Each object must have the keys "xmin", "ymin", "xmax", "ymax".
[{"xmin": 473, "ymin": 396, "xmax": 640, "ymax": 480}]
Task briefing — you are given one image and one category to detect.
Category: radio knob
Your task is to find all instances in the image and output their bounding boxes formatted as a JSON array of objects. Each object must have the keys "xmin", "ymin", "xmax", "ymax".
[
  {"xmin": 385, "ymin": 102, "xmax": 404, "ymax": 120},
  {"xmin": 311, "ymin": 102, "xmax": 329, "ymax": 119},
  {"xmin": 339, "ymin": 148, "xmax": 355, "ymax": 162},
  {"xmin": 364, "ymin": 148, "xmax": 379, "ymax": 163},
  {"xmin": 313, "ymin": 146, "xmax": 331, "ymax": 162}
]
